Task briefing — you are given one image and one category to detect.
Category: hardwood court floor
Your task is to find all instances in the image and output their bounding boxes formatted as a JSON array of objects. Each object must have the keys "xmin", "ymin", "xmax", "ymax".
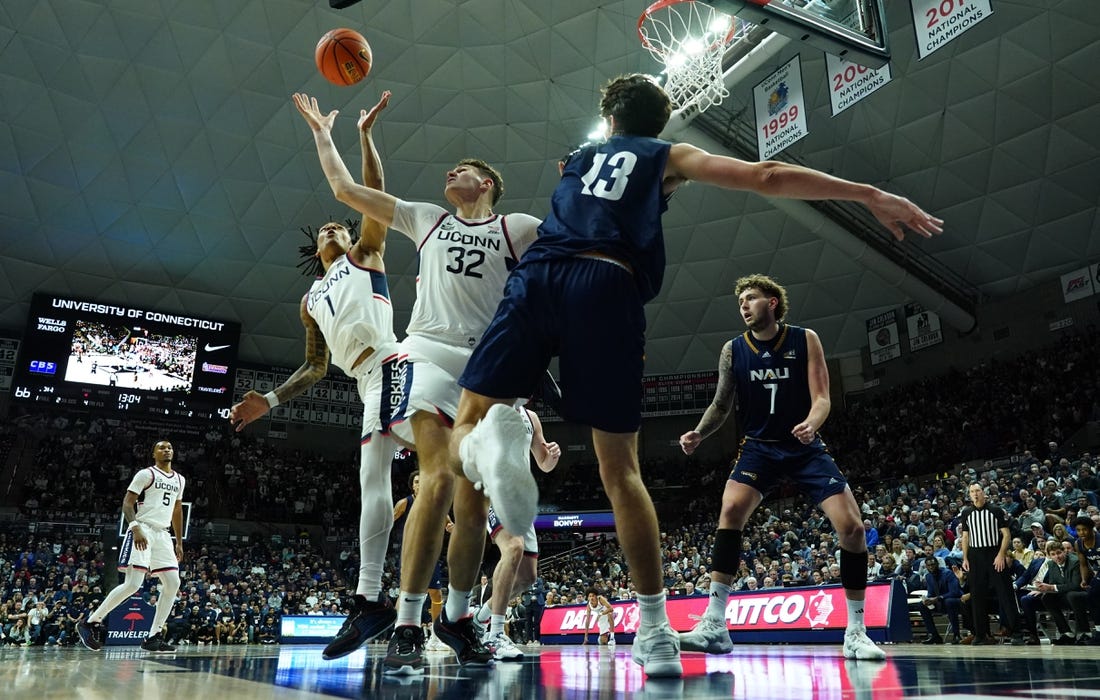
[{"xmin": 3, "ymin": 641, "xmax": 1099, "ymax": 699}]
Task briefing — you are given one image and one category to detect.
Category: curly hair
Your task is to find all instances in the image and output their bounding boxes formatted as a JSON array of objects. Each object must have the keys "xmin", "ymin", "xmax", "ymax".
[
  {"xmin": 457, "ymin": 158, "xmax": 504, "ymax": 206},
  {"xmin": 734, "ymin": 274, "xmax": 790, "ymax": 322},
  {"xmin": 599, "ymin": 74, "xmax": 672, "ymax": 137},
  {"xmin": 296, "ymin": 218, "xmax": 359, "ymax": 277}
]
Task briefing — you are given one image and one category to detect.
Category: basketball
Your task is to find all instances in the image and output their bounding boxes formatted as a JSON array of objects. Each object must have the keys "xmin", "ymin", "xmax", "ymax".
[{"xmin": 315, "ymin": 28, "xmax": 372, "ymax": 86}]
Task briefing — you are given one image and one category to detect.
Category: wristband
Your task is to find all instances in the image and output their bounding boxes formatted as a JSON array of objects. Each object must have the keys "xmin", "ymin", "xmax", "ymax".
[
  {"xmin": 263, "ymin": 391, "xmax": 279, "ymax": 409},
  {"xmin": 127, "ymin": 521, "xmax": 142, "ymax": 532}
]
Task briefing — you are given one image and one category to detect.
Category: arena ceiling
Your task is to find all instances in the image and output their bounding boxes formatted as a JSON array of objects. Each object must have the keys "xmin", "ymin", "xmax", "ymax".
[{"xmin": 1, "ymin": 0, "xmax": 1097, "ymax": 376}]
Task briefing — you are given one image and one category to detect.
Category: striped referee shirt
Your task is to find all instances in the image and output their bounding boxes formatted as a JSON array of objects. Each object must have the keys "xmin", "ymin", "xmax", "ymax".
[{"xmin": 959, "ymin": 504, "xmax": 1008, "ymax": 549}]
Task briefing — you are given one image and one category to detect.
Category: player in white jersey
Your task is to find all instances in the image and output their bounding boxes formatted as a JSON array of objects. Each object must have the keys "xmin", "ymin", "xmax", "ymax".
[
  {"xmin": 291, "ymin": 91, "xmax": 541, "ymax": 674},
  {"xmin": 77, "ymin": 440, "xmax": 184, "ymax": 653},
  {"xmin": 477, "ymin": 406, "xmax": 561, "ymax": 660},
  {"xmin": 231, "ymin": 92, "xmax": 405, "ymax": 661},
  {"xmin": 583, "ymin": 588, "xmax": 616, "ymax": 646}
]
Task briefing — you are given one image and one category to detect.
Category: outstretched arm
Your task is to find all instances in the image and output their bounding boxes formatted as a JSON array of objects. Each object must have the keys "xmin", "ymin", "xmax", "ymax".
[
  {"xmin": 230, "ymin": 297, "xmax": 328, "ymax": 431},
  {"xmin": 666, "ymin": 143, "xmax": 943, "ymax": 241},
  {"xmin": 292, "ymin": 92, "xmax": 398, "ymax": 227},
  {"xmin": 527, "ymin": 410, "xmax": 562, "ymax": 473},
  {"xmin": 680, "ymin": 341, "xmax": 736, "ymax": 454},
  {"xmin": 356, "ymin": 90, "xmax": 391, "ymax": 254}
]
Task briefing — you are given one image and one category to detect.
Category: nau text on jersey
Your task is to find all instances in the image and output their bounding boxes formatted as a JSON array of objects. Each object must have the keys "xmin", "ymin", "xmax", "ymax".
[{"xmin": 749, "ymin": 368, "xmax": 790, "ymax": 381}]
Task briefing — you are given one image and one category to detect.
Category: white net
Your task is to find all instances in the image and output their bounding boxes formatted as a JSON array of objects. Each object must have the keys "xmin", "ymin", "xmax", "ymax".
[{"xmin": 638, "ymin": 0, "xmax": 750, "ymax": 113}]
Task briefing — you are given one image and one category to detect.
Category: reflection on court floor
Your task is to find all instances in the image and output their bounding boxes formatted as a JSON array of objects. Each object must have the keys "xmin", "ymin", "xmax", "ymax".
[{"xmin": 3, "ymin": 643, "xmax": 1100, "ymax": 699}]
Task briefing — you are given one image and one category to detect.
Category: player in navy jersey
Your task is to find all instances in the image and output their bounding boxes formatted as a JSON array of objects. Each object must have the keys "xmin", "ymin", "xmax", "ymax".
[
  {"xmin": 678, "ymin": 274, "xmax": 886, "ymax": 660},
  {"xmin": 450, "ymin": 74, "xmax": 940, "ymax": 677}
]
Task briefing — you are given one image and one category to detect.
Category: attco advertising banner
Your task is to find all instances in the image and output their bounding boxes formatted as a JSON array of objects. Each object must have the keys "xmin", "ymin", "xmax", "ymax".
[{"xmin": 541, "ymin": 582, "xmax": 907, "ymax": 642}]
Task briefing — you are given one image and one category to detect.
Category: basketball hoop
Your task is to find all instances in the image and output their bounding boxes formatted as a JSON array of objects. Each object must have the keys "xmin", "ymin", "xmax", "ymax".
[{"xmin": 638, "ymin": 0, "xmax": 743, "ymax": 113}]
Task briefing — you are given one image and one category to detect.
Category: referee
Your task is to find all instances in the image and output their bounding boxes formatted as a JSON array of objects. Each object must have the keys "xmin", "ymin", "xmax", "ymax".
[{"xmin": 960, "ymin": 483, "xmax": 1024, "ymax": 645}]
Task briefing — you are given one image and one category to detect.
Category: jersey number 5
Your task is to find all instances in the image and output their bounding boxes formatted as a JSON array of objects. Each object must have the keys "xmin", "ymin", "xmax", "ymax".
[{"xmin": 580, "ymin": 151, "xmax": 637, "ymax": 201}]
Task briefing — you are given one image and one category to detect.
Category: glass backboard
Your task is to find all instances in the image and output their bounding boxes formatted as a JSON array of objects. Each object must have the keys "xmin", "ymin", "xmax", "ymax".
[{"xmin": 710, "ymin": 0, "xmax": 889, "ymax": 67}]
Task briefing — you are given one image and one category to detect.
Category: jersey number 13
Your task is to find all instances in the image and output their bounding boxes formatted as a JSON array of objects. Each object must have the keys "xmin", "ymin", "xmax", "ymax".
[{"xmin": 580, "ymin": 152, "xmax": 637, "ymax": 201}]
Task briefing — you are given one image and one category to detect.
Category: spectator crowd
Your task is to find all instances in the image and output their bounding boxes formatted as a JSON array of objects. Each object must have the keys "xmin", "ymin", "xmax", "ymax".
[{"xmin": 3, "ymin": 326, "xmax": 1098, "ymax": 646}]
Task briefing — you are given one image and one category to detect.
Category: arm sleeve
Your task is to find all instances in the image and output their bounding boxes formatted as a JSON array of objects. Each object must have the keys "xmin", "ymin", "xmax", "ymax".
[{"xmin": 389, "ymin": 200, "xmax": 449, "ymax": 247}]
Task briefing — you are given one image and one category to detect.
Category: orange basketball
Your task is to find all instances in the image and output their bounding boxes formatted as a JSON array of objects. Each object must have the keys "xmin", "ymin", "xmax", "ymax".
[{"xmin": 315, "ymin": 28, "xmax": 372, "ymax": 86}]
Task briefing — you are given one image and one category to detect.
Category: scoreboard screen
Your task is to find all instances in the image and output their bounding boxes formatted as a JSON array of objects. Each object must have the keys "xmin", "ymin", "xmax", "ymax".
[{"xmin": 11, "ymin": 293, "xmax": 241, "ymax": 421}]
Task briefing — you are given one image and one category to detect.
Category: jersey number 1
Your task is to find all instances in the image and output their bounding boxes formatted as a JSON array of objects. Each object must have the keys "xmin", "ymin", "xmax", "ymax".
[{"xmin": 580, "ymin": 151, "xmax": 637, "ymax": 201}]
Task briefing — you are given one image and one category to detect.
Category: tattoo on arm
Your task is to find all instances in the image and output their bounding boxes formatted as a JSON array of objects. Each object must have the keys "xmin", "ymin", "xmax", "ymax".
[
  {"xmin": 274, "ymin": 301, "xmax": 329, "ymax": 404},
  {"xmin": 695, "ymin": 342, "xmax": 736, "ymax": 439}
]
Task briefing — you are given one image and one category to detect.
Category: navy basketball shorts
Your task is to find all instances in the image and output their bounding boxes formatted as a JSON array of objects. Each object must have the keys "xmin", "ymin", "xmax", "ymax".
[
  {"xmin": 460, "ymin": 257, "xmax": 645, "ymax": 433},
  {"xmin": 729, "ymin": 437, "xmax": 849, "ymax": 505}
]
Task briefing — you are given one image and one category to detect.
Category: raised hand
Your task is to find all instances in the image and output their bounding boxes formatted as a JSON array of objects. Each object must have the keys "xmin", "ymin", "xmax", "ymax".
[
  {"xmin": 358, "ymin": 90, "xmax": 392, "ymax": 133},
  {"xmin": 292, "ymin": 92, "xmax": 338, "ymax": 133}
]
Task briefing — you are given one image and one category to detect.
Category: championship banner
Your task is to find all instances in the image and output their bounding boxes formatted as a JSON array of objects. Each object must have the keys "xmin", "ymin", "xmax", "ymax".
[
  {"xmin": 911, "ymin": 0, "xmax": 993, "ymax": 59},
  {"xmin": 1061, "ymin": 266, "xmax": 1095, "ymax": 303},
  {"xmin": 826, "ymin": 53, "xmax": 892, "ymax": 116},
  {"xmin": 866, "ymin": 310, "xmax": 902, "ymax": 365},
  {"xmin": 541, "ymin": 582, "xmax": 910, "ymax": 643},
  {"xmin": 642, "ymin": 370, "xmax": 718, "ymax": 418},
  {"xmin": 904, "ymin": 302, "xmax": 943, "ymax": 352},
  {"xmin": 0, "ymin": 337, "xmax": 17, "ymax": 391},
  {"xmin": 754, "ymin": 55, "xmax": 808, "ymax": 160}
]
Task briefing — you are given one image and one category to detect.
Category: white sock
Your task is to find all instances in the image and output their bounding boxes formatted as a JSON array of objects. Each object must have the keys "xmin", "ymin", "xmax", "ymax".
[
  {"xmin": 475, "ymin": 604, "xmax": 492, "ymax": 624},
  {"xmin": 149, "ymin": 570, "xmax": 180, "ymax": 636},
  {"xmin": 396, "ymin": 592, "xmax": 427, "ymax": 628},
  {"xmin": 89, "ymin": 570, "xmax": 145, "ymax": 623},
  {"xmin": 445, "ymin": 586, "xmax": 470, "ymax": 621},
  {"xmin": 490, "ymin": 614, "xmax": 505, "ymax": 637},
  {"xmin": 846, "ymin": 597, "xmax": 865, "ymax": 631},
  {"xmin": 706, "ymin": 581, "xmax": 732, "ymax": 621},
  {"xmin": 355, "ymin": 436, "xmax": 394, "ymax": 600},
  {"xmin": 637, "ymin": 592, "xmax": 669, "ymax": 629}
]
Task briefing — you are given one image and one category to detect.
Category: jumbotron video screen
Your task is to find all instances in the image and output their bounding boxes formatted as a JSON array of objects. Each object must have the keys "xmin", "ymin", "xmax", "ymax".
[{"xmin": 11, "ymin": 293, "xmax": 241, "ymax": 421}]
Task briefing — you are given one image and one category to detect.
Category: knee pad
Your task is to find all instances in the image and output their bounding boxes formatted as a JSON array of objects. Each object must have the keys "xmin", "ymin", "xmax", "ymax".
[
  {"xmin": 711, "ymin": 529, "xmax": 743, "ymax": 577},
  {"xmin": 840, "ymin": 548, "xmax": 867, "ymax": 591}
]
